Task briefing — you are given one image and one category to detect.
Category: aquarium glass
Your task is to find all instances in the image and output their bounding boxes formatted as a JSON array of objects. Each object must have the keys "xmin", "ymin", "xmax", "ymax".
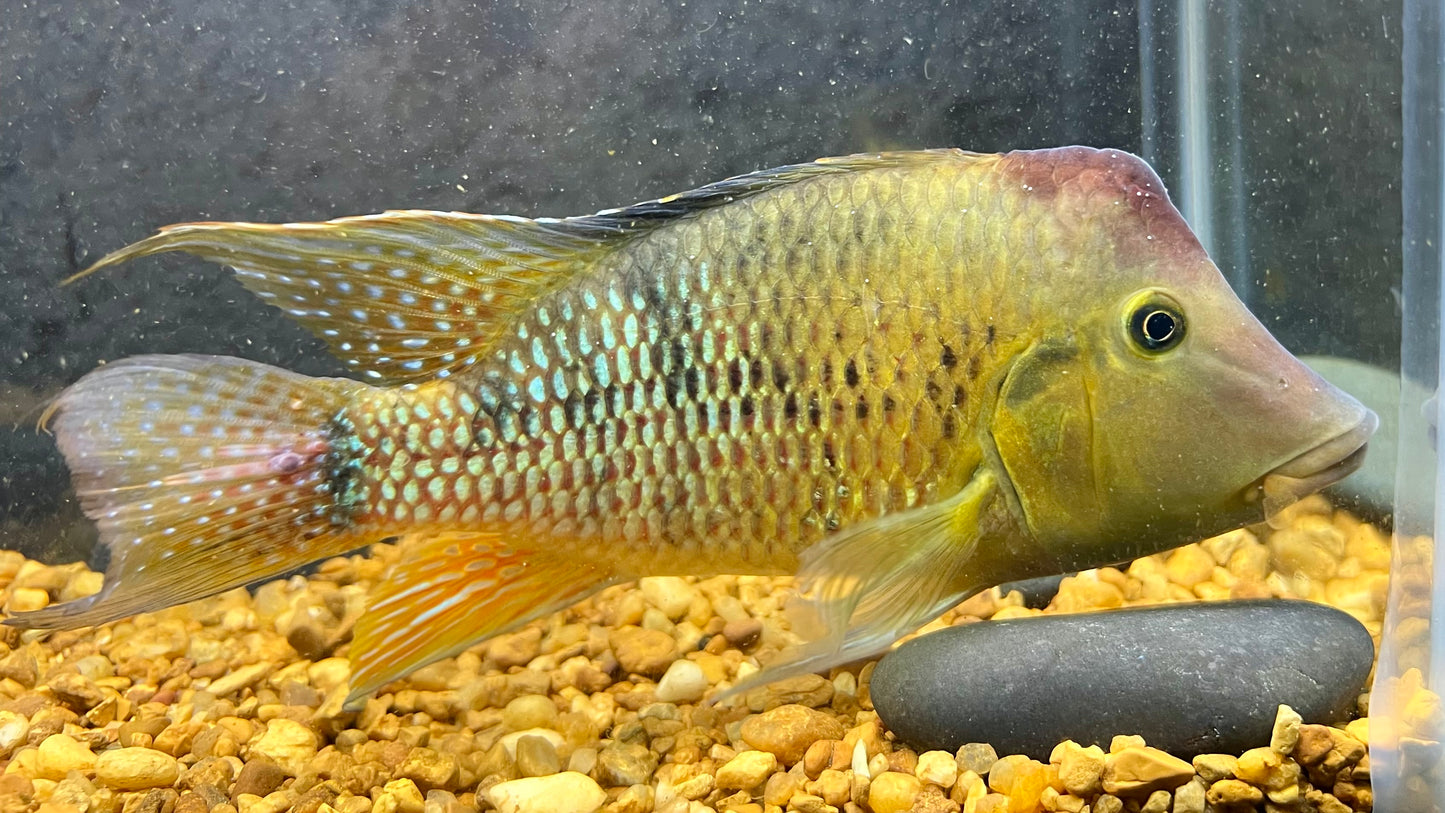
[{"xmin": 0, "ymin": 1, "xmax": 1419, "ymax": 811}]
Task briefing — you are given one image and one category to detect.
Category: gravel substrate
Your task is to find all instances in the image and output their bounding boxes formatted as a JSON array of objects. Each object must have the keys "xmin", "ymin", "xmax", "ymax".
[{"xmin": 0, "ymin": 495, "xmax": 1394, "ymax": 812}]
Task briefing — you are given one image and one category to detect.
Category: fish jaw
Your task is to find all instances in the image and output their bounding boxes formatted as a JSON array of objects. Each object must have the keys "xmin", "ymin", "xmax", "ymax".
[{"xmin": 1258, "ymin": 408, "xmax": 1378, "ymax": 526}]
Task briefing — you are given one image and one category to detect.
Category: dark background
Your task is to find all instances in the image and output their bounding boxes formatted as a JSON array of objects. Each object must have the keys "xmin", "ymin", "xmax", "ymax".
[{"xmin": 0, "ymin": 0, "xmax": 1401, "ymax": 562}]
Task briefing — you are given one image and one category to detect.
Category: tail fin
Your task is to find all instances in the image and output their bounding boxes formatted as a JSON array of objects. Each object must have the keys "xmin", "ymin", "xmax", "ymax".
[{"xmin": 7, "ymin": 355, "xmax": 374, "ymax": 629}]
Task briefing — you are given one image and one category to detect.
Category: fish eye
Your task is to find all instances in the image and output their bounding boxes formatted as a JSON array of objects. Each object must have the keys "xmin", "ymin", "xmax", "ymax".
[{"xmin": 1125, "ymin": 294, "xmax": 1186, "ymax": 353}]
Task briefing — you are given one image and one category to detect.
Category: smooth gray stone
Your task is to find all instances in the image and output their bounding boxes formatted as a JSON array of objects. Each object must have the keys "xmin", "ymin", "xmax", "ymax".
[
  {"xmin": 871, "ymin": 600, "xmax": 1373, "ymax": 758},
  {"xmin": 995, "ymin": 574, "xmax": 1067, "ymax": 610}
]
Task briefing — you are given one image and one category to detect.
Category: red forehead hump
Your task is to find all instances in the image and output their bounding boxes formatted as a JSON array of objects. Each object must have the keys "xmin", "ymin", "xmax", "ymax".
[{"xmin": 997, "ymin": 146, "xmax": 1207, "ymax": 265}]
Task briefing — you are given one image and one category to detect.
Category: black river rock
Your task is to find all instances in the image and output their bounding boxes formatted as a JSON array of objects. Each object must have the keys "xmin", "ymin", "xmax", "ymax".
[{"xmin": 870, "ymin": 599, "xmax": 1374, "ymax": 758}]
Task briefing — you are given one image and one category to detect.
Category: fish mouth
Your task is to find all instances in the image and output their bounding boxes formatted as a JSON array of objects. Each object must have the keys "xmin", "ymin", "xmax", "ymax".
[{"xmin": 1257, "ymin": 410, "xmax": 1379, "ymax": 526}]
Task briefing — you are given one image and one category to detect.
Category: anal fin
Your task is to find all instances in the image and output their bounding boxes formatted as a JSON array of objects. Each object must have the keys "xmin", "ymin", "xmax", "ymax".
[
  {"xmin": 721, "ymin": 468, "xmax": 998, "ymax": 700},
  {"xmin": 345, "ymin": 531, "xmax": 616, "ymax": 709}
]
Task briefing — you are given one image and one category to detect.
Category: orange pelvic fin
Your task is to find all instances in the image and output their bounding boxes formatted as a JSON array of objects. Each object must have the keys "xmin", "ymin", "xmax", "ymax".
[
  {"xmin": 8, "ymin": 355, "xmax": 374, "ymax": 630},
  {"xmin": 345, "ymin": 530, "xmax": 617, "ymax": 709}
]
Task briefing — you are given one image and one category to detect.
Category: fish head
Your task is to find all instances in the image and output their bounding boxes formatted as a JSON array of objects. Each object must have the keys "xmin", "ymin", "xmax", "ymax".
[{"xmin": 988, "ymin": 148, "xmax": 1378, "ymax": 566}]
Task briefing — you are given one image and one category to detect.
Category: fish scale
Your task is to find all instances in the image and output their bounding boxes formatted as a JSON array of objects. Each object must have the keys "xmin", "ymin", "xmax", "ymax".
[
  {"xmin": 338, "ymin": 161, "xmax": 994, "ymax": 608},
  {"xmin": 10, "ymin": 147, "xmax": 1376, "ymax": 710}
]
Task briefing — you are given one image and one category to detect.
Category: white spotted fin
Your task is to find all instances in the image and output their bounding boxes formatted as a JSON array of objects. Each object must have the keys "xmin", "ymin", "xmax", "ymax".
[
  {"xmin": 8, "ymin": 355, "xmax": 375, "ymax": 630},
  {"xmin": 62, "ymin": 212, "xmax": 617, "ymax": 385}
]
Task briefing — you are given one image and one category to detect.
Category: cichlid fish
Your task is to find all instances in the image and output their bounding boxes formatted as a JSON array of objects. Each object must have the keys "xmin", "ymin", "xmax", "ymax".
[{"xmin": 10, "ymin": 148, "xmax": 1376, "ymax": 709}]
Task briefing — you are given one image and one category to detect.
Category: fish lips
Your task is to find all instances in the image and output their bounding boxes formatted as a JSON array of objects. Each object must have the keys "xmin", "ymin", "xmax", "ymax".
[{"xmin": 1257, "ymin": 408, "xmax": 1380, "ymax": 526}]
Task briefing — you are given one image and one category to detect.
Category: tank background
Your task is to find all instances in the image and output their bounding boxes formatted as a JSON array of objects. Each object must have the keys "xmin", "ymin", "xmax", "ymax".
[{"xmin": 0, "ymin": 0, "xmax": 1400, "ymax": 564}]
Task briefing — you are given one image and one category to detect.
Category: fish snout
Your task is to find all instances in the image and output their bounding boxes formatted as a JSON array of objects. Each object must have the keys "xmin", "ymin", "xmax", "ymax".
[{"xmin": 1259, "ymin": 406, "xmax": 1379, "ymax": 524}]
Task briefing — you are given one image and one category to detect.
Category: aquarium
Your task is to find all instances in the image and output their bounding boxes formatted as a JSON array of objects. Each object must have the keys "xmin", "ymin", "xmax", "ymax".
[{"xmin": 0, "ymin": 2, "xmax": 1421, "ymax": 813}]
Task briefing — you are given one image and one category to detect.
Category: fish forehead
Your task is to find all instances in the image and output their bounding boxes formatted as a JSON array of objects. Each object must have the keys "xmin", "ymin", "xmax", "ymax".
[{"xmin": 997, "ymin": 147, "xmax": 1212, "ymax": 280}]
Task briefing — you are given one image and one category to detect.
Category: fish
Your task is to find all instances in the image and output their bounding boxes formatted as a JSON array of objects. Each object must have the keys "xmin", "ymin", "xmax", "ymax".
[{"xmin": 8, "ymin": 147, "xmax": 1377, "ymax": 710}]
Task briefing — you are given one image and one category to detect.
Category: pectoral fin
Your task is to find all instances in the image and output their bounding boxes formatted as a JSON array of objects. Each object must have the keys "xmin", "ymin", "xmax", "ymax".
[{"xmin": 723, "ymin": 468, "xmax": 998, "ymax": 698}]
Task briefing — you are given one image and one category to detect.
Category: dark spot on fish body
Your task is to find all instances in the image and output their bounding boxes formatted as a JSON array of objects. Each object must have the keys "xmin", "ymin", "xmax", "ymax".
[
  {"xmin": 807, "ymin": 395, "xmax": 822, "ymax": 428},
  {"xmin": 323, "ymin": 414, "xmax": 366, "ymax": 527},
  {"xmin": 942, "ymin": 413, "xmax": 958, "ymax": 440},
  {"xmin": 967, "ymin": 356, "xmax": 982, "ymax": 381},
  {"xmin": 749, "ymin": 358, "xmax": 765, "ymax": 389},
  {"xmin": 668, "ymin": 339, "xmax": 690, "ymax": 373},
  {"xmin": 855, "ymin": 397, "xmax": 870, "ymax": 420},
  {"xmin": 728, "ymin": 359, "xmax": 744, "ymax": 393},
  {"xmin": 844, "ymin": 359, "xmax": 860, "ymax": 388},
  {"xmin": 496, "ymin": 406, "xmax": 527, "ymax": 444},
  {"xmin": 940, "ymin": 344, "xmax": 958, "ymax": 369},
  {"xmin": 664, "ymin": 371, "xmax": 685, "ymax": 409},
  {"xmin": 882, "ymin": 394, "xmax": 897, "ymax": 413},
  {"xmin": 519, "ymin": 405, "xmax": 542, "ymax": 438},
  {"xmin": 740, "ymin": 395, "xmax": 755, "ymax": 418},
  {"xmin": 821, "ymin": 359, "xmax": 834, "ymax": 387},
  {"xmin": 925, "ymin": 381, "xmax": 944, "ymax": 404},
  {"xmin": 823, "ymin": 438, "xmax": 838, "ymax": 470},
  {"xmin": 953, "ymin": 384, "xmax": 967, "ymax": 407},
  {"xmin": 604, "ymin": 385, "xmax": 625, "ymax": 420},
  {"xmin": 477, "ymin": 382, "xmax": 503, "ymax": 416},
  {"xmin": 784, "ymin": 392, "xmax": 800, "ymax": 420},
  {"xmin": 771, "ymin": 364, "xmax": 791, "ymax": 391},
  {"xmin": 986, "ymin": 324, "xmax": 996, "ymax": 345},
  {"xmin": 684, "ymin": 367, "xmax": 702, "ymax": 401},
  {"xmin": 583, "ymin": 389, "xmax": 603, "ymax": 422}
]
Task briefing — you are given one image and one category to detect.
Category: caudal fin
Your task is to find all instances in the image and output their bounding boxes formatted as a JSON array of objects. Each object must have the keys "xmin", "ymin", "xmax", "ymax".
[{"xmin": 7, "ymin": 355, "xmax": 375, "ymax": 629}]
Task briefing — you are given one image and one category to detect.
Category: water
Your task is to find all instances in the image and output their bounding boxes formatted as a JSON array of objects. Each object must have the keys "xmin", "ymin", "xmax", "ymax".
[{"xmin": 0, "ymin": 1, "xmax": 1418, "ymax": 810}]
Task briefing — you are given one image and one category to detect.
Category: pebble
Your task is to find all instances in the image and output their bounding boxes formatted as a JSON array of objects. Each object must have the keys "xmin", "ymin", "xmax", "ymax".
[
  {"xmin": 1101, "ymin": 746, "xmax": 1193, "ymax": 795},
  {"xmin": 502, "ymin": 694, "xmax": 558, "ymax": 731},
  {"xmin": 715, "ymin": 750, "xmax": 778, "ymax": 790},
  {"xmin": 1164, "ymin": 545, "xmax": 1216, "ymax": 589},
  {"xmin": 247, "ymin": 719, "xmax": 319, "ymax": 775},
  {"xmin": 487, "ymin": 771, "xmax": 606, "ymax": 813},
  {"xmin": 499, "ymin": 728, "xmax": 566, "ymax": 759},
  {"xmin": 722, "ymin": 618, "xmax": 764, "ymax": 649},
  {"xmin": 0, "ymin": 710, "xmax": 30, "ymax": 757},
  {"xmin": 955, "ymin": 742, "xmax": 998, "ymax": 775},
  {"xmin": 653, "ymin": 659, "xmax": 708, "ymax": 704},
  {"xmin": 869, "ymin": 772, "xmax": 923, "ymax": 813},
  {"xmin": 1270, "ymin": 704, "xmax": 1302, "ymax": 754},
  {"xmin": 1172, "ymin": 779, "xmax": 1207, "ymax": 813},
  {"xmin": 35, "ymin": 733, "xmax": 97, "ymax": 780},
  {"xmin": 0, "ymin": 649, "xmax": 39, "ymax": 687},
  {"xmin": 609, "ymin": 627, "xmax": 678, "ymax": 677},
  {"xmin": 914, "ymin": 750, "xmax": 958, "ymax": 787},
  {"xmin": 593, "ymin": 742, "xmax": 657, "ymax": 786},
  {"xmin": 376, "ymin": 777, "xmax": 426, "ymax": 813},
  {"xmin": 398, "ymin": 746, "xmax": 460, "ymax": 788},
  {"xmin": 871, "ymin": 599, "xmax": 1373, "ymax": 757},
  {"xmin": 1206, "ymin": 778, "xmax": 1263, "ymax": 806},
  {"xmin": 639, "ymin": 577, "xmax": 698, "ymax": 620},
  {"xmin": 232, "ymin": 760, "xmax": 288, "ymax": 798},
  {"xmin": 514, "ymin": 735, "xmax": 561, "ymax": 778},
  {"xmin": 94, "ymin": 747, "xmax": 181, "ymax": 790},
  {"xmin": 740, "ymin": 704, "xmax": 847, "ymax": 765},
  {"xmin": 208, "ymin": 663, "xmax": 274, "ymax": 698},
  {"xmin": 1053, "ymin": 741, "xmax": 1105, "ymax": 796}
]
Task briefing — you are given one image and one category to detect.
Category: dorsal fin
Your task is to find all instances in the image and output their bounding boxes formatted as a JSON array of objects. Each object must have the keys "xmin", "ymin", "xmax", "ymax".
[{"xmin": 66, "ymin": 150, "xmax": 970, "ymax": 384}]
